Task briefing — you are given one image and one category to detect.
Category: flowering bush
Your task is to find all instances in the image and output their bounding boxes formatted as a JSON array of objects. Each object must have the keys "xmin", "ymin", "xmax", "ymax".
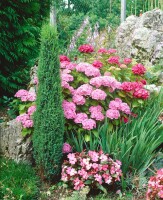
[
  {"xmin": 61, "ymin": 150, "xmax": 122, "ymax": 191},
  {"xmin": 146, "ymin": 168, "xmax": 163, "ymax": 200},
  {"xmin": 14, "ymin": 45, "xmax": 150, "ymax": 135}
]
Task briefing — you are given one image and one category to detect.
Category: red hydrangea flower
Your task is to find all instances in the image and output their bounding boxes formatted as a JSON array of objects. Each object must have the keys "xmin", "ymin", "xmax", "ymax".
[
  {"xmin": 78, "ymin": 44, "xmax": 94, "ymax": 53},
  {"xmin": 123, "ymin": 58, "xmax": 132, "ymax": 64},
  {"xmin": 92, "ymin": 60, "xmax": 103, "ymax": 68},
  {"xmin": 108, "ymin": 56, "xmax": 119, "ymax": 65},
  {"xmin": 98, "ymin": 48, "xmax": 108, "ymax": 54},
  {"xmin": 132, "ymin": 63, "xmax": 146, "ymax": 75},
  {"xmin": 133, "ymin": 88, "xmax": 149, "ymax": 99},
  {"xmin": 107, "ymin": 49, "xmax": 117, "ymax": 54},
  {"xmin": 60, "ymin": 55, "xmax": 70, "ymax": 62}
]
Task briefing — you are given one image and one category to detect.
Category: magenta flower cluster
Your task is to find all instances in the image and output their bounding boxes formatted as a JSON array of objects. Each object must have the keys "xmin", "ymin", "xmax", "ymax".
[
  {"xmin": 61, "ymin": 150, "xmax": 122, "ymax": 191},
  {"xmin": 146, "ymin": 168, "xmax": 163, "ymax": 200}
]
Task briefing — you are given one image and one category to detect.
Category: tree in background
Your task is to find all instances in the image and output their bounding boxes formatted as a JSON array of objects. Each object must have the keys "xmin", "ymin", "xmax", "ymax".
[
  {"xmin": 0, "ymin": 0, "xmax": 50, "ymax": 97},
  {"xmin": 33, "ymin": 24, "xmax": 64, "ymax": 179}
]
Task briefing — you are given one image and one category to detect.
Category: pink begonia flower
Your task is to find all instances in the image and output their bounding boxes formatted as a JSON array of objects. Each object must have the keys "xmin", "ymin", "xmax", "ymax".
[
  {"xmin": 60, "ymin": 55, "xmax": 70, "ymax": 62},
  {"xmin": 107, "ymin": 49, "xmax": 117, "ymax": 54},
  {"xmin": 84, "ymin": 66, "xmax": 101, "ymax": 77},
  {"xmin": 78, "ymin": 44, "xmax": 94, "ymax": 53},
  {"xmin": 94, "ymin": 174, "xmax": 102, "ymax": 184},
  {"xmin": 73, "ymin": 178, "xmax": 85, "ymax": 190},
  {"xmin": 62, "ymin": 143, "xmax": 72, "ymax": 153},
  {"xmin": 74, "ymin": 113, "xmax": 88, "ymax": 124},
  {"xmin": 92, "ymin": 60, "xmax": 103, "ymax": 69},
  {"xmin": 123, "ymin": 58, "xmax": 132, "ymax": 64},
  {"xmin": 75, "ymin": 84, "xmax": 93, "ymax": 96},
  {"xmin": 82, "ymin": 119, "xmax": 96, "ymax": 130},
  {"xmin": 78, "ymin": 169, "xmax": 89, "ymax": 180},
  {"xmin": 91, "ymin": 89, "xmax": 107, "ymax": 100},
  {"xmin": 72, "ymin": 94, "xmax": 86, "ymax": 105},
  {"xmin": 98, "ymin": 48, "xmax": 108, "ymax": 54},
  {"xmin": 106, "ymin": 109, "xmax": 120, "ymax": 119},
  {"xmin": 103, "ymin": 174, "xmax": 112, "ymax": 184},
  {"xmin": 67, "ymin": 153, "xmax": 77, "ymax": 165},
  {"xmin": 133, "ymin": 88, "xmax": 149, "ymax": 99},
  {"xmin": 108, "ymin": 56, "xmax": 119, "ymax": 65},
  {"xmin": 92, "ymin": 163, "xmax": 99, "ymax": 170},
  {"xmin": 66, "ymin": 167, "xmax": 77, "ymax": 176},
  {"xmin": 27, "ymin": 105, "xmax": 36, "ymax": 116},
  {"xmin": 88, "ymin": 151, "xmax": 99, "ymax": 162},
  {"xmin": 100, "ymin": 154, "xmax": 108, "ymax": 162},
  {"xmin": 80, "ymin": 158, "xmax": 92, "ymax": 170},
  {"xmin": 132, "ymin": 63, "xmax": 146, "ymax": 75},
  {"xmin": 76, "ymin": 62, "xmax": 92, "ymax": 72},
  {"xmin": 62, "ymin": 100, "xmax": 76, "ymax": 119}
]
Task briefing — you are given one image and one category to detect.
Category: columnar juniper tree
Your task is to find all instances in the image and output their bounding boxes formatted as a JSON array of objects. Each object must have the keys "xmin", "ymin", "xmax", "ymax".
[{"xmin": 33, "ymin": 24, "xmax": 64, "ymax": 179}]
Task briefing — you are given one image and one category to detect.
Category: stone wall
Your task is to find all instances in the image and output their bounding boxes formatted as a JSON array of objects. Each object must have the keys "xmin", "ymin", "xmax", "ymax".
[
  {"xmin": 0, "ymin": 120, "xmax": 32, "ymax": 162},
  {"xmin": 116, "ymin": 9, "xmax": 163, "ymax": 66}
]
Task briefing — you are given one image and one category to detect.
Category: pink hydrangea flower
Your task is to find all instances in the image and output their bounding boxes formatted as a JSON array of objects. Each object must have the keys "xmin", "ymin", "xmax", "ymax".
[
  {"xmin": 76, "ymin": 62, "xmax": 92, "ymax": 72},
  {"xmin": 98, "ymin": 48, "xmax": 108, "ymax": 54},
  {"xmin": 84, "ymin": 66, "xmax": 101, "ymax": 77},
  {"xmin": 109, "ymin": 99, "xmax": 122, "ymax": 110},
  {"xmin": 74, "ymin": 113, "xmax": 88, "ymax": 124},
  {"xmin": 61, "ymin": 73, "xmax": 74, "ymax": 82},
  {"xmin": 89, "ymin": 105, "xmax": 103, "ymax": 113},
  {"xmin": 82, "ymin": 119, "xmax": 96, "ymax": 130},
  {"xmin": 60, "ymin": 55, "xmax": 70, "ymax": 62},
  {"xmin": 132, "ymin": 63, "xmax": 146, "ymax": 75},
  {"xmin": 75, "ymin": 84, "xmax": 93, "ymax": 96},
  {"xmin": 120, "ymin": 102, "xmax": 131, "ymax": 114},
  {"xmin": 15, "ymin": 89, "xmax": 28, "ymax": 98},
  {"xmin": 60, "ymin": 61, "xmax": 70, "ymax": 69},
  {"xmin": 62, "ymin": 100, "xmax": 76, "ymax": 119},
  {"xmin": 62, "ymin": 143, "xmax": 72, "ymax": 153},
  {"xmin": 91, "ymin": 89, "xmax": 107, "ymax": 100},
  {"xmin": 23, "ymin": 119, "xmax": 33, "ymax": 128},
  {"xmin": 16, "ymin": 113, "xmax": 30, "ymax": 123},
  {"xmin": 106, "ymin": 109, "xmax": 120, "ymax": 119},
  {"xmin": 27, "ymin": 105, "xmax": 36, "ymax": 116},
  {"xmin": 123, "ymin": 58, "xmax": 132, "ymax": 64},
  {"xmin": 89, "ymin": 106, "xmax": 104, "ymax": 121},
  {"xmin": 133, "ymin": 88, "xmax": 149, "ymax": 99},
  {"xmin": 108, "ymin": 49, "xmax": 117, "ymax": 54},
  {"xmin": 92, "ymin": 60, "xmax": 103, "ymax": 69},
  {"xmin": 78, "ymin": 44, "xmax": 94, "ymax": 53},
  {"xmin": 72, "ymin": 94, "xmax": 86, "ymax": 105},
  {"xmin": 108, "ymin": 56, "xmax": 119, "ymax": 65}
]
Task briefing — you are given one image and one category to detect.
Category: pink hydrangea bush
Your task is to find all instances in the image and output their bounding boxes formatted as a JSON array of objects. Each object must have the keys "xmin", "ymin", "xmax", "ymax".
[
  {"xmin": 14, "ymin": 45, "xmax": 150, "ymax": 134},
  {"xmin": 61, "ymin": 150, "xmax": 122, "ymax": 191},
  {"xmin": 146, "ymin": 168, "xmax": 163, "ymax": 200}
]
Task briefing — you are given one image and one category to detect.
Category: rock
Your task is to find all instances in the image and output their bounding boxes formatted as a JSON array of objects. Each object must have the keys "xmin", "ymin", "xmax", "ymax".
[
  {"xmin": 116, "ymin": 9, "xmax": 163, "ymax": 66},
  {"xmin": 0, "ymin": 119, "xmax": 32, "ymax": 163}
]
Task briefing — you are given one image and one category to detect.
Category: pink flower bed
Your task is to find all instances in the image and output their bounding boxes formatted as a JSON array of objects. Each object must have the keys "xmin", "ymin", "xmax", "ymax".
[
  {"xmin": 61, "ymin": 150, "xmax": 122, "ymax": 191},
  {"xmin": 146, "ymin": 168, "xmax": 163, "ymax": 200}
]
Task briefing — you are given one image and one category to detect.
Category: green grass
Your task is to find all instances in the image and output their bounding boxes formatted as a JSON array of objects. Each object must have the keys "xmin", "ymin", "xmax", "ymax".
[{"xmin": 0, "ymin": 157, "xmax": 40, "ymax": 200}]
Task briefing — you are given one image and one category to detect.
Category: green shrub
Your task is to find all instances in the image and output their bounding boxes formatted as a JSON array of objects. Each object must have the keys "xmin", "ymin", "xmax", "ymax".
[
  {"xmin": 0, "ymin": 157, "xmax": 40, "ymax": 200},
  {"xmin": 33, "ymin": 24, "xmax": 64, "ymax": 179}
]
